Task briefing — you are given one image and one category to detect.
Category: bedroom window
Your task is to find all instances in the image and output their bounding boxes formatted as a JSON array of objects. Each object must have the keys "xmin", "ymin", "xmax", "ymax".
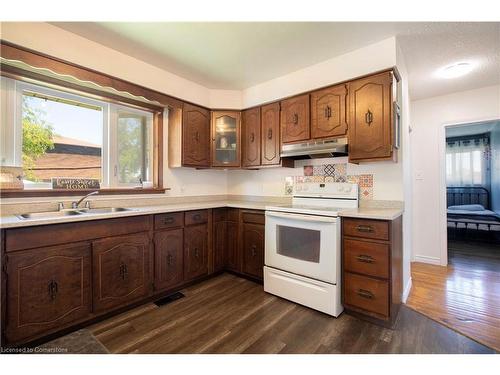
[
  {"xmin": 0, "ymin": 77, "xmax": 153, "ymax": 189},
  {"xmin": 446, "ymin": 134, "xmax": 491, "ymax": 188}
]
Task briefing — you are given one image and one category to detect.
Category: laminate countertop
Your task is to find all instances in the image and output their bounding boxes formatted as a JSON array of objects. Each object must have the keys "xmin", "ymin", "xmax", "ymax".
[
  {"xmin": 0, "ymin": 200, "xmax": 272, "ymax": 229},
  {"xmin": 1, "ymin": 200, "xmax": 404, "ymax": 229},
  {"xmin": 338, "ymin": 207, "xmax": 403, "ymax": 221}
]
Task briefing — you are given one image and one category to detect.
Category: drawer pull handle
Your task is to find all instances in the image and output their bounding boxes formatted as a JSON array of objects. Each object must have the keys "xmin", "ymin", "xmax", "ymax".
[
  {"xmin": 251, "ymin": 245, "xmax": 257, "ymax": 257},
  {"xmin": 356, "ymin": 254, "xmax": 375, "ymax": 263},
  {"xmin": 48, "ymin": 280, "xmax": 58, "ymax": 300},
  {"xmin": 356, "ymin": 225, "xmax": 373, "ymax": 233},
  {"xmin": 194, "ymin": 248, "xmax": 199, "ymax": 258},
  {"xmin": 293, "ymin": 113, "xmax": 298, "ymax": 124},
  {"xmin": 163, "ymin": 217, "xmax": 174, "ymax": 224},
  {"xmin": 267, "ymin": 128, "xmax": 273, "ymax": 139},
  {"xmin": 250, "ymin": 132, "xmax": 255, "ymax": 142},
  {"xmin": 357, "ymin": 289, "xmax": 374, "ymax": 299},
  {"xmin": 167, "ymin": 253, "xmax": 173, "ymax": 266},
  {"xmin": 193, "ymin": 214, "xmax": 201, "ymax": 221}
]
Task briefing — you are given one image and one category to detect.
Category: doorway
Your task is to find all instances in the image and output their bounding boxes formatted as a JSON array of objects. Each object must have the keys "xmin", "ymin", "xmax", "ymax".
[{"xmin": 444, "ymin": 120, "xmax": 500, "ymax": 268}]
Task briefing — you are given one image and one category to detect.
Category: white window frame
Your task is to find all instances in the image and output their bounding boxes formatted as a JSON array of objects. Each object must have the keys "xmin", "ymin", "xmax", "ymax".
[
  {"xmin": 12, "ymin": 81, "xmax": 109, "ymax": 188},
  {"xmin": 109, "ymin": 103, "xmax": 154, "ymax": 187}
]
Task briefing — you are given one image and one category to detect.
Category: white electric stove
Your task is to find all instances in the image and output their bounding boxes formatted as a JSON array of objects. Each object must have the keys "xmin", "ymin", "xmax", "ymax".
[{"xmin": 264, "ymin": 182, "xmax": 359, "ymax": 316}]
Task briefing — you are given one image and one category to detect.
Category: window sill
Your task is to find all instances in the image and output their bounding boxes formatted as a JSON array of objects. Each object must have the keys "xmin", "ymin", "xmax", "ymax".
[{"xmin": 0, "ymin": 188, "xmax": 168, "ymax": 198}]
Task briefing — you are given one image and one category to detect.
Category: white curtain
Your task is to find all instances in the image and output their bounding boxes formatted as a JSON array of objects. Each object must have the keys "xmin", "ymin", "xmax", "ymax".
[{"xmin": 446, "ymin": 135, "xmax": 490, "ymax": 187}]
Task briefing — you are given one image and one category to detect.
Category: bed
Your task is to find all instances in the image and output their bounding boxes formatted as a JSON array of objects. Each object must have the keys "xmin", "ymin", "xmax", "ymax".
[{"xmin": 447, "ymin": 187, "xmax": 500, "ymax": 235}]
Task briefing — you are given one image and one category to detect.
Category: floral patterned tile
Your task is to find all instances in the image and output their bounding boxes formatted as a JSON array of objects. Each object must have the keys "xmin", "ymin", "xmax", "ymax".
[
  {"xmin": 304, "ymin": 166, "xmax": 314, "ymax": 176},
  {"xmin": 294, "ymin": 176, "xmax": 304, "ymax": 183},
  {"xmin": 311, "ymin": 175, "xmax": 325, "ymax": 183},
  {"xmin": 313, "ymin": 165, "xmax": 325, "ymax": 176},
  {"xmin": 360, "ymin": 186, "xmax": 373, "ymax": 200},
  {"xmin": 347, "ymin": 175, "xmax": 360, "ymax": 184},
  {"xmin": 304, "ymin": 176, "xmax": 313, "ymax": 183},
  {"xmin": 325, "ymin": 176, "xmax": 334, "ymax": 182},
  {"xmin": 358, "ymin": 174, "xmax": 374, "ymax": 188}
]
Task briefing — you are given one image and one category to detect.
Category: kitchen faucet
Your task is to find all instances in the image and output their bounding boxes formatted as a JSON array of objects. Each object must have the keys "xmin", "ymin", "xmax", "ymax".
[{"xmin": 71, "ymin": 191, "xmax": 99, "ymax": 209}]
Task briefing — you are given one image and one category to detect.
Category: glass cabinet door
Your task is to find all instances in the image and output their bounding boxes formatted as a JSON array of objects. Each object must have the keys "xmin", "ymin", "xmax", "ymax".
[{"xmin": 211, "ymin": 111, "xmax": 240, "ymax": 167}]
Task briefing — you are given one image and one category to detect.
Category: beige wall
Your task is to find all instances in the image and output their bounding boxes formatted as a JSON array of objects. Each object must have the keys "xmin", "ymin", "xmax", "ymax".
[{"xmin": 411, "ymin": 85, "xmax": 500, "ymax": 265}]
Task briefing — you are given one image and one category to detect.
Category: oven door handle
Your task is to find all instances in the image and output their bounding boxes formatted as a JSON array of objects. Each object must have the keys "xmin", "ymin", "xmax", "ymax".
[{"xmin": 265, "ymin": 211, "xmax": 337, "ymax": 223}]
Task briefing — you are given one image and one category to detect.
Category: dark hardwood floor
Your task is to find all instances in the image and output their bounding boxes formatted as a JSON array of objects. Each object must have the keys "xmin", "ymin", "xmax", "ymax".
[{"xmin": 54, "ymin": 273, "xmax": 494, "ymax": 354}]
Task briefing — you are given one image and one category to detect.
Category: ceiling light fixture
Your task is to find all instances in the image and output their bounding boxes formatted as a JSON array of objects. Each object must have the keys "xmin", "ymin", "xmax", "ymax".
[{"xmin": 436, "ymin": 62, "xmax": 475, "ymax": 79}]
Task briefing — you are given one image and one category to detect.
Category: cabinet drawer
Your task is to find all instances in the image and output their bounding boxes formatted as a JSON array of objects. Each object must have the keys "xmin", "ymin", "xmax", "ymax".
[
  {"xmin": 154, "ymin": 212, "xmax": 184, "ymax": 230},
  {"xmin": 185, "ymin": 210, "xmax": 208, "ymax": 226},
  {"xmin": 241, "ymin": 211, "xmax": 265, "ymax": 225},
  {"xmin": 343, "ymin": 239, "xmax": 389, "ymax": 279},
  {"xmin": 343, "ymin": 218, "xmax": 389, "ymax": 241},
  {"xmin": 344, "ymin": 272, "xmax": 389, "ymax": 318}
]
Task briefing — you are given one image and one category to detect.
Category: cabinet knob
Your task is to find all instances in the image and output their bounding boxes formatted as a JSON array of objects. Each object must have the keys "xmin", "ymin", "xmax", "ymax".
[
  {"xmin": 251, "ymin": 245, "xmax": 257, "ymax": 257},
  {"xmin": 167, "ymin": 253, "xmax": 173, "ymax": 266},
  {"xmin": 250, "ymin": 132, "xmax": 255, "ymax": 142},
  {"xmin": 194, "ymin": 248, "xmax": 199, "ymax": 258},
  {"xmin": 293, "ymin": 113, "xmax": 298, "ymax": 125},
  {"xmin": 194, "ymin": 131, "xmax": 200, "ymax": 142},
  {"xmin": 193, "ymin": 214, "xmax": 201, "ymax": 221},
  {"xmin": 119, "ymin": 263, "xmax": 128, "ymax": 280},
  {"xmin": 267, "ymin": 128, "xmax": 273, "ymax": 140}
]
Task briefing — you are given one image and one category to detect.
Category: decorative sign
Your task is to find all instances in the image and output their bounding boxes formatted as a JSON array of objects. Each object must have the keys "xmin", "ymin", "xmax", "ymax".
[{"xmin": 51, "ymin": 178, "xmax": 100, "ymax": 190}]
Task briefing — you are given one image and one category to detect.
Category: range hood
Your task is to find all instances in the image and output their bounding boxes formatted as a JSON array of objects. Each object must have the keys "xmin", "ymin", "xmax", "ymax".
[{"xmin": 280, "ymin": 137, "xmax": 348, "ymax": 159}]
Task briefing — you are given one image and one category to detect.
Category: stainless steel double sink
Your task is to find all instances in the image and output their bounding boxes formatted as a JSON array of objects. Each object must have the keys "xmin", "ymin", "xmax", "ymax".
[{"xmin": 17, "ymin": 207, "xmax": 134, "ymax": 220}]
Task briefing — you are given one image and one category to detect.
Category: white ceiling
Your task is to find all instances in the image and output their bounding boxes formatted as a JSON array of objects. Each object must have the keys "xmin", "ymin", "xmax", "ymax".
[{"xmin": 53, "ymin": 22, "xmax": 500, "ymax": 100}]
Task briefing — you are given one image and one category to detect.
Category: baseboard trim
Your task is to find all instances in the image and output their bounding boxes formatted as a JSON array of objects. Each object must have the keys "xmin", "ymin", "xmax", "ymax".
[
  {"xmin": 413, "ymin": 255, "xmax": 441, "ymax": 265},
  {"xmin": 402, "ymin": 277, "xmax": 412, "ymax": 303}
]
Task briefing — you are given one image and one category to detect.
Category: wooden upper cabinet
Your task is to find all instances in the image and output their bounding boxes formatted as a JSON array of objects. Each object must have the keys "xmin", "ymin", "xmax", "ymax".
[
  {"xmin": 154, "ymin": 228, "xmax": 184, "ymax": 292},
  {"xmin": 261, "ymin": 102, "xmax": 281, "ymax": 165},
  {"xmin": 280, "ymin": 94, "xmax": 310, "ymax": 144},
  {"xmin": 6, "ymin": 243, "xmax": 92, "ymax": 343},
  {"xmin": 311, "ymin": 84, "xmax": 348, "ymax": 139},
  {"xmin": 182, "ymin": 103, "xmax": 211, "ymax": 167},
  {"xmin": 348, "ymin": 72, "xmax": 394, "ymax": 162},
  {"xmin": 92, "ymin": 232, "xmax": 152, "ymax": 312},
  {"xmin": 211, "ymin": 111, "xmax": 241, "ymax": 167},
  {"xmin": 241, "ymin": 107, "xmax": 261, "ymax": 168}
]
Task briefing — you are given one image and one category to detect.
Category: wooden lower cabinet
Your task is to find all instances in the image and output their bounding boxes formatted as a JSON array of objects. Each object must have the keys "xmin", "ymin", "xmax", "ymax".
[
  {"xmin": 5, "ymin": 243, "xmax": 92, "ymax": 344},
  {"xmin": 213, "ymin": 211, "xmax": 227, "ymax": 273},
  {"xmin": 184, "ymin": 224, "xmax": 209, "ymax": 281},
  {"xmin": 154, "ymin": 229, "xmax": 184, "ymax": 291},
  {"xmin": 241, "ymin": 223, "xmax": 265, "ymax": 279},
  {"xmin": 92, "ymin": 232, "xmax": 152, "ymax": 313},
  {"xmin": 226, "ymin": 221, "xmax": 240, "ymax": 272},
  {"xmin": 342, "ymin": 216, "xmax": 402, "ymax": 327}
]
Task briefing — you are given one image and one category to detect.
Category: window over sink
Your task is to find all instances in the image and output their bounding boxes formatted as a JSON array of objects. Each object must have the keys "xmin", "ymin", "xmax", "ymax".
[{"xmin": 1, "ymin": 77, "xmax": 154, "ymax": 190}]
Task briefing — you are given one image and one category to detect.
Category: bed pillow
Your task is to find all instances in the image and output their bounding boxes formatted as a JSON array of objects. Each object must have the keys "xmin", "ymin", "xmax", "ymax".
[{"xmin": 448, "ymin": 204, "xmax": 485, "ymax": 211}]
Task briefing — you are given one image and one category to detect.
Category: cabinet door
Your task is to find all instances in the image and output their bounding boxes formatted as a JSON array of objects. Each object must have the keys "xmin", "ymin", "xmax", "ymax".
[
  {"xmin": 6, "ymin": 243, "xmax": 92, "ymax": 344},
  {"xmin": 184, "ymin": 224, "xmax": 208, "ymax": 281},
  {"xmin": 242, "ymin": 223, "xmax": 265, "ymax": 279},
  {"xmin": 213, "ymin": 220, "xmax": 227, "ymax": 273},
  {"xmin": 225, "ymin": 221, "xmax": 240, "ymax": 272},
  {"xmin": 348, "ymin": 72, "xmax": 393, "ymax": 162},
  {"xmin": 242, "ymin": 107, "xmax": 261, "ymax": 167},
  {"xmin": 311, "ymin": 84, "xmax": 348, "ymax": 139},
  {"xmin": 154, "ymin": 229, "xmax": 184, "ymax": 292},
  {"xmin": 261, "ymin": 102, "xmax": 281, "ymax": 165},
  {"xmin": 281, "ymin": 94, "xmax": 310, "ymax": 143},
  {"xmin": 93, "ymin": 232, "xmax": 152, "ymax": 312},
  {"xmin": 182, "ymin": 103, "xmax": 210, "ymax": 167},
  {"xmin": 211, "ymin": 111, "xmax": 241, "ymax": 167}
]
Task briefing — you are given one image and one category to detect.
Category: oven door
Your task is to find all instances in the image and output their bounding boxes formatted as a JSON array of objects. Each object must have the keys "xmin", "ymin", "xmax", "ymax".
[{"xmin": 265, "ymin": 210, "xmax": 340, "ymax": 284}]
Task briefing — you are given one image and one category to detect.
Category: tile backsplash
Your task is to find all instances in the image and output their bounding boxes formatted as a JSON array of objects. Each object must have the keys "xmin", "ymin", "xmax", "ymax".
[{"xmin": 285, "ymin": 162, "xmax": 374, "ymax": 200}]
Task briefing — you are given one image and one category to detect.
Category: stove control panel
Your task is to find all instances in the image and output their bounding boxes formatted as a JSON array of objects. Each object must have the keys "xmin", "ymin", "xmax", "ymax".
[{"xmin": 293, "ymin": 182, "xmax": 358, "ymax": 198}]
